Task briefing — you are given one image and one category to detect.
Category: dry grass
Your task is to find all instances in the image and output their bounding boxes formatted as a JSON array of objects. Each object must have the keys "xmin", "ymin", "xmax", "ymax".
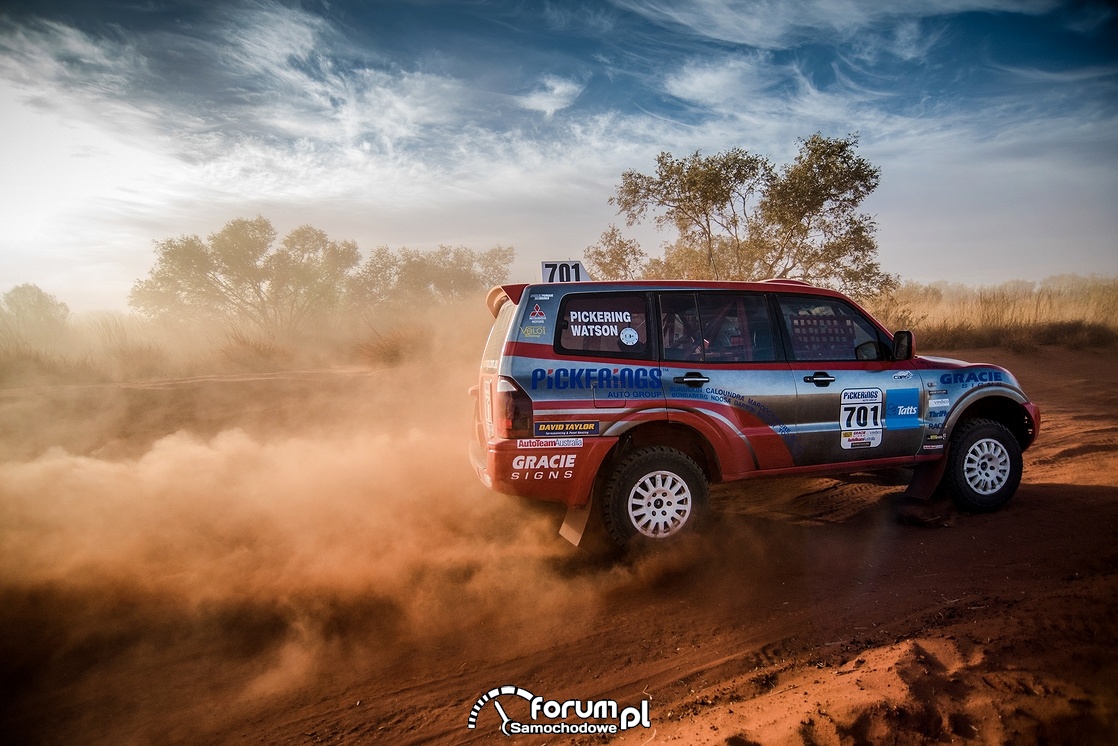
[
  {"xmin": 220, "ymin": 327, "xmax": 293, "ymax": 372},
  {"xmin": 5, "ymin": 277, "xmax": 1114, "ymax": 388},
  {"xmin": 352, "ymin": 324, "xmax": 429, "ymax": 366},
  {"xmin": 868, "ymin": 275, "xmax": 1118, "ymax": 351}
]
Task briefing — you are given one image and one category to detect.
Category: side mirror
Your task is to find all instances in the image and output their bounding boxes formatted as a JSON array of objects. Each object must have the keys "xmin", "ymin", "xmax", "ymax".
[{"xmin": 892, "ymin": 330, "xmax": 914, "ymax": 361}]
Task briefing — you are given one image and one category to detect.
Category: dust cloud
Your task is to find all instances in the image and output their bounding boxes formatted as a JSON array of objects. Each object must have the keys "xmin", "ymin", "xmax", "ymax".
[
  {"xmin": 0, "ymin": 301, "xmax": 769, "ymax": 742},
  {"xmin": 0, "ymin": 303, "xmax": 717, "ymax": 742}
]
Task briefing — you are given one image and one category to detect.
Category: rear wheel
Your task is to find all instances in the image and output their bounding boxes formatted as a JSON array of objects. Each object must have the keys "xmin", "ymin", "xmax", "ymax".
[
  {"xmin": 944, "ymin": 418, "xmax": 1023, "ymax": 512},
  {"xmin": 601, "ymin": 446, "xmax": 708, "ymax": 547}
]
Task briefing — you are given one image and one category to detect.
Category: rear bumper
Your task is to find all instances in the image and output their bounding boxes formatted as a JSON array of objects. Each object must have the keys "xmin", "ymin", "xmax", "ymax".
[{"xmin": 469, "ymin": 435, "xmax": 617, "ymax": 508}]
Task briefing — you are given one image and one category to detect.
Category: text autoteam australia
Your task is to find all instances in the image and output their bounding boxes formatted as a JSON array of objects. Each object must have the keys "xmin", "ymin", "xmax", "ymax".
[{"xmin": 532, "ymin": 367, "xmax": 662, "ymax": 390}]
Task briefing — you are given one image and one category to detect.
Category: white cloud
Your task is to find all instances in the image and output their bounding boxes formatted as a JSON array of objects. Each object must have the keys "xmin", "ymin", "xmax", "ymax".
[
  {"xmin": 516, "ymin": 76, "xmax": 585, "ymax": 116},
  {"xmin": 608, "ymin": 0, "xmax": 1059, "ymax": 48},
  {"xmin": 0, "ymin": 1, "xmax": 1114, "ymax": 310},
  {"xmin": 664, "ymin": 53, "xmax": 773, "ymax": 108}
]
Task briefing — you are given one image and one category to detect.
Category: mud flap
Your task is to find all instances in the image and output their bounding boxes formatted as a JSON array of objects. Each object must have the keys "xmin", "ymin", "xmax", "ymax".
[
  {"xmin": 905, "ymin": 452, "xmax": 949, "ymax": 500},
  {"xmin": 559, "ymin": 495, "xmax": 593, "ymax": 546}
]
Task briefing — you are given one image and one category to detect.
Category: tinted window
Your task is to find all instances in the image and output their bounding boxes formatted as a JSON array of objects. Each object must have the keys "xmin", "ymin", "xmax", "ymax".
[
  {"xmin": 660, "ymin": 292, "xmax": 776, "ymax": 363},
  {"xmin": 778, "ymin": 295, "xmax": 884, "ymax": 361},
  {"xmin": 556, "ymin": 293, "xmax": 651, "ymax": 359}
]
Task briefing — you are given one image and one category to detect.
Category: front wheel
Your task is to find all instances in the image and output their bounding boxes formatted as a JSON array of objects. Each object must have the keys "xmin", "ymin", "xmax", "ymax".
[
  {"xmin": 944, "ymin": 418, "xmax": 1023, "ymax": 512},
  {"xmin": 601, "ymin": 446, "xmax": 708, "ymax": 547}
]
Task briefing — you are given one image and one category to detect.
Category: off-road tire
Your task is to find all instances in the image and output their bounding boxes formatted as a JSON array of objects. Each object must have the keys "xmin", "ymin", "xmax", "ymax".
[
  {"xmin": 601, "ymin": 446, "xmax": 708, "ymax": 547},
  {"xmin": 944, "ymin": 418, "xmax": 1023, "ymax": 512}
]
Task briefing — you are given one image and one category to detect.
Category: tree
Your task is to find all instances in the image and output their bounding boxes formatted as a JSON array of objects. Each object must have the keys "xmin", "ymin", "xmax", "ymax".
[
  {"xmin": 131, "ymin": 216, "xmax": 517, "ymax": 333},
  {"xmin": 612, "ymin": 148, "xmax": 771, "ymax": 279},
  {"xmin": 348, "ymin": 244, "xmax": 515, "ymax": 306},
  {"xmin": 129, "ymin": 216, "xmax": 360, "ymax": 335},
  {"xmin": 1, "ymin": 283, "xmax": 70, "ymax": 341},
  {"xmin": 596, "ymin": 134, "xmax": 896, "ymax": 298},
  {"xmin": 584, "ymin": 225, "xmax": 648, "ymax": 281}
]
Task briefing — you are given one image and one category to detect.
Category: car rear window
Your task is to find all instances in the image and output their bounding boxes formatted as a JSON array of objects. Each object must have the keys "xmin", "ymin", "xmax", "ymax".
[
  {"xmin": 555, "ymin": 293, "xmax": 651, "ymax": 359},
  {"xmin": 660, "ymin": 292, "xmax": 777, "ymax": 363}
]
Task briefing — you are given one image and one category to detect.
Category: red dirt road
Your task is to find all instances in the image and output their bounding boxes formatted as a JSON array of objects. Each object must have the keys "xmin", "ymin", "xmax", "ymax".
[{"xmin": 1, "ymin": 347, "xmax": 1116, "ymax": 744}]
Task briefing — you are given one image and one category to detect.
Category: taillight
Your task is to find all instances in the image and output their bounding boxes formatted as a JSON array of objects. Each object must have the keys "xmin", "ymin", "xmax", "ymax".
[{"xmin": 494, "ymin": 376, "xmax": 532, "ymax": 439}]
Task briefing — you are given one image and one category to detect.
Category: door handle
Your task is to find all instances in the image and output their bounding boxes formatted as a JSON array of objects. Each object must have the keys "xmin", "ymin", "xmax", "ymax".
[
  {"xmin": 803, "ymin": 371, "xmax": 836, "ymax": 387},
  {"xmin": 673, "ymin": 372, "xmax": 710, "ymax": 388}
]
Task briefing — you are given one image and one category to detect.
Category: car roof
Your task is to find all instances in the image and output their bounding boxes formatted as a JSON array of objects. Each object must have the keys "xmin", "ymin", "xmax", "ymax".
[{"xmin": 491, "ymin": 278, "xmax": 846, "ymax": 312}]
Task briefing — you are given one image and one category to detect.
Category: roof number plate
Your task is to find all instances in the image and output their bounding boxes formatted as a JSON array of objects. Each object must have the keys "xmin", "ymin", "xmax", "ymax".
[{"xmin": 542, "ymin": 261, "xmax": 591, "ymax": 283}]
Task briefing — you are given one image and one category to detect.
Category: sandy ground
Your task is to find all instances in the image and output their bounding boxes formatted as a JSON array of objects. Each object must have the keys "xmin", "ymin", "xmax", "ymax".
[{"xmin": 1, "ymin": 346, "xmax": 1115, "ymax": 744}]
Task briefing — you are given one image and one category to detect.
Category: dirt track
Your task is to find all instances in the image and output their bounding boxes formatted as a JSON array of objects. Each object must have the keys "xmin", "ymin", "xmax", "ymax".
[{"xmin": 1, "ymin": 347, "xmax": 1116, "ymax": 744}]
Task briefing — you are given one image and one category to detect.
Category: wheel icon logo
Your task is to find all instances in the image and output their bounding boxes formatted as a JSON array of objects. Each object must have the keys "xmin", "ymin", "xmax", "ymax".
[{"xmin": 467, "ymin": 685, "xmax": 534, "ymax": 735}]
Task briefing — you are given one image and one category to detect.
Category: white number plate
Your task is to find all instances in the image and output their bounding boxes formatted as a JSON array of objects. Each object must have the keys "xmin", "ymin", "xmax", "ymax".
[
  {"xmin": 541, "ymin": 261, "xmax": 590, "ymax": 283},
  {"xmin": 840, "ymin": 388, "xmax": 882, "ymax": 450}
]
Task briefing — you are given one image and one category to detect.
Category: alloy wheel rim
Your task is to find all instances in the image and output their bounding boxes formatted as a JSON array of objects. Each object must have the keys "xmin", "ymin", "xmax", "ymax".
[
  {"xmin": 963, "ymin": 438, "xmax": 1011, "ymax": 495},
  {"xmin": 627, "ymin": 470, "xmax": 692, "ymax": 538}
]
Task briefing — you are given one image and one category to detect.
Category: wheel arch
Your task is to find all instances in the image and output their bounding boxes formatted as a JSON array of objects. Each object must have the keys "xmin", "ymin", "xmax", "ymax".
[
  {"xmin": 601, "ymin": 421, "xmax": 723, "ymax": 484},
  {"xmin": 945, "ymin": 391, "xmax": 1038, "ymax": 451}
]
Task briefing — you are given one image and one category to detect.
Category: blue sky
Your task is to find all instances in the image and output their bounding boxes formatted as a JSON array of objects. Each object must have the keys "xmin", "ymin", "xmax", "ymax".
[{"xmin": 1, "ymin": 0, "xmax": 1116, "ymax": 311}]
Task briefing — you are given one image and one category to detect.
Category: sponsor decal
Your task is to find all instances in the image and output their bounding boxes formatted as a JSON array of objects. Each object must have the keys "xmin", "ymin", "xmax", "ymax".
[
  {"xmin": 522, "ymin": 325, "xmax": 546, "ymax": 339},
  {"xmin": 885, "ymin": 389, "xmax": 921, "ymax": 429},
  {"xmin": 530, "ymin": 293, "xmax": 554, "ymax": 301},
  {"xmin": 620, "ymin": 327, "xmax": 639, "ymax": 346},
  {"xmin": 568, "ymin": 310, "xmax": 632, "ymax": 340},
  {"xmin": 928, "ymin": 389, "xmax": 948, "ymax": 396},
  {"xmin": 512, "ymin": 454, "xmax": 576, "ymax": 470},
  {"xmin": 529, "ymin": 304, "xmax": 547, "ymax": 321},
  {"xmin": 923, "ymin": 444, "xmax": 945, "ymax": 451},
  {"xmin": 531, "ymin": 367, "xmax": 662, "ymax": 391},
  {"xmin": 926, "ymin": 433, "xmax": 944, "ymax": 441},
  {"xmin": 535, "ymin": 421, "xmax": 600, "ymax": 436},
  {"xmin": 840, "ymin": 388, "xmax": 883, "ymax": 449},
  {"xmin": 567, "ymin": 310, "xmax": 630, "ymax": 322},
  {"xmin": 928, "ymin": 398, "xmax": 949, "ymax": 408},
  {"xmin": 928, "ymin": 409, "xmax": 948, "ymax": 419},
  {"xmin": 467, "ymin": 685, "xmax": 651, "ymax": 737},
  {"xmin": 842, "ymin": 430, "xmax": 881, "ymax": 449},
  {"xmin": 939, "ymin": 370, "xmax": 1004, "ymax": 385},
  {"xmin": 510, "ymin": 453, "xmax": 577, "ymax": 481},
  {"xmin": 604, "ymin": 389, "xmax": 660, "ymax": 400},
  {"xmin": 892, "ymin": 371, "xmax": 913, "ymax": 380},
  {"xmin": 516, "ymin": 438, "xmax": 584, "ymax": 449}
]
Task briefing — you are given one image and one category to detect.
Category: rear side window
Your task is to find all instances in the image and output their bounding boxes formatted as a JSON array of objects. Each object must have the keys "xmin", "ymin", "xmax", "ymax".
[
  {"xmin": 659, "ymin": 292, "xmax": 777, "ymax": 363},
  {"xmin": 556, "ymin": 293, "xmax": 651, "ymax": 359},
  {"xmin": 778, "ymin": 295, "xmax": 885, "ymax": 361},
  {"xmin": 481, "ymin": 299, "xmax": 517, "ymax": 372}
]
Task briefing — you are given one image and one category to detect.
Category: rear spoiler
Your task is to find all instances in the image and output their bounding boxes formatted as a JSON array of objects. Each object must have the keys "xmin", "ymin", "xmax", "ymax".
[{"xmin": 485, "ymin": 284, "xmax": 528, "ymax": 317}]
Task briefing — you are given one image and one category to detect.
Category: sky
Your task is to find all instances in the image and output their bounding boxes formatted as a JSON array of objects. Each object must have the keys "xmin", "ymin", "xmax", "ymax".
[{"xmin": 1, "ymin": 0, "xmax": 1116, "ymax": 312}]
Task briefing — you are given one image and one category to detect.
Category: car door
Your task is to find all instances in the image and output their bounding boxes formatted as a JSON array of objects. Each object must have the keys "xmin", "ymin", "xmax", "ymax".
[
  {"xmin": 775, "ymin": 293, "xmax": 923, "ymax": 466},
  {"xmin": 658, "ymin": 291, "xmax": 800, "ymax": 475}
]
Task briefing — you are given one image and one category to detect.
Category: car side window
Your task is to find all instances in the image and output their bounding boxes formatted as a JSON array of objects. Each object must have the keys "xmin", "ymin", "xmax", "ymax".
[
  {"xmin": 556, "ymin": 293, "xmax": 651, "ymax": 359},
  {"xmin": 660, "ymin": 292, "xmax": 777, "ymax": 363},
  {"xmin": 777, "ymin": 295, "xmax": 885, "ymax": 361}
]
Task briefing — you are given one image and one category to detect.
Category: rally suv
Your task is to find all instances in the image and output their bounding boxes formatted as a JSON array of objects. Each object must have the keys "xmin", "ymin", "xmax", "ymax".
[{"xmin": 469, "ymin": 279, "xmax": 1040, "ymax": 547}]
